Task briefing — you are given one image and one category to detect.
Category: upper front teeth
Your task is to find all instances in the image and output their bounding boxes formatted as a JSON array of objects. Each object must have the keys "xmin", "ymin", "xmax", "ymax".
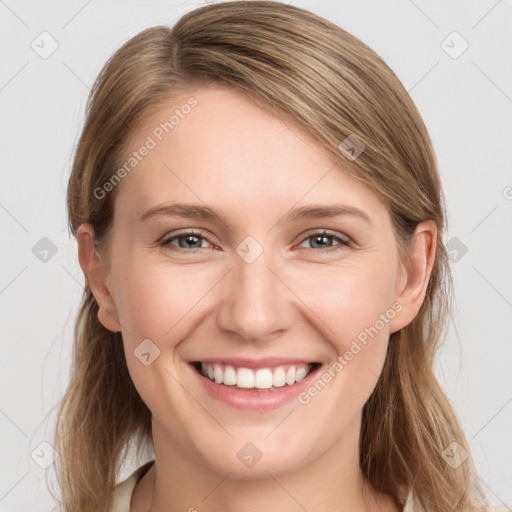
[{"xmin": 201, "ymin": 362, "xmax": 312, "ymax": 389}]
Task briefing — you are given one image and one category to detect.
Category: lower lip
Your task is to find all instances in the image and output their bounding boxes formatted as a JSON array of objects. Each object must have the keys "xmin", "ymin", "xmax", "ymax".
[{"xmin": 189, "ymin": 363, "xmax": 321, "ymax": 411}]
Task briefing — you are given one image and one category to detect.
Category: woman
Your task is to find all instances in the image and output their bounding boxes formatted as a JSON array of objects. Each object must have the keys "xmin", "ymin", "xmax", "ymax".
[{"xmin": 53, "ymin": 1, "xmax": 493, "ymax": 511}]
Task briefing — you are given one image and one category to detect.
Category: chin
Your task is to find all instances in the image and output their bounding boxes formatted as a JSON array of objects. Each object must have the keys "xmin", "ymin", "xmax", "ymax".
[{"xmin": 196, "ymin": 439, "xmax": 310, "ymax": 480}]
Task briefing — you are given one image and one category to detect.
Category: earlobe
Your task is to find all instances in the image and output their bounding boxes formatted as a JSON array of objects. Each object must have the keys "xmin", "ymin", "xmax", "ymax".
[
  {"xmin": 76, "ymin": 223, "xmax": 122, "ymax": 333},
  {"xmin": 389, "ymin": 220, "xmax": 437, "ymax": 334}
]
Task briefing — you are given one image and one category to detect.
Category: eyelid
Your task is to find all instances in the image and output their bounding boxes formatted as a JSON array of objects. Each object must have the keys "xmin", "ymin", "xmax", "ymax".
[
  {"xmin": 299, "ymin": 228, "xmax": 351, "ymax": 245},
  {"xmin": 159, "ymin": 228, "xmax": 352, "ymax": 253},
  {"xmin": 160, "ymin": 229, "xmax": 214, "ymax": 250},
  {"xmin": 295, "ymin": 229, "xmax": 351, "ymax": 254}
]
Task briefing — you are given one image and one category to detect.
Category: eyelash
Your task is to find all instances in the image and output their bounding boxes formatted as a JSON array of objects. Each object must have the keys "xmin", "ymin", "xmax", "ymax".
[{"xmin": 159, "ymin": 230, "xmax": 351, "ymax": 254}]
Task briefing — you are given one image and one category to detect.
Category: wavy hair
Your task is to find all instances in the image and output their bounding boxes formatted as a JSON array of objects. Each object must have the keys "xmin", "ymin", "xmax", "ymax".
[{"xmin": 52, "ymin": 2, "xmax": 490, "ymax": 511}]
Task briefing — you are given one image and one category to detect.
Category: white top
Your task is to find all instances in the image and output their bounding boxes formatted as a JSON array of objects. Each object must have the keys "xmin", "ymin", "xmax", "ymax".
[
  {"xmin": 110, "ymin": 460, "xmax": 155, "ymax": 512},
  {"xmin": 110, "ymin": 461, "xmax": 506, "ymax": 512}
]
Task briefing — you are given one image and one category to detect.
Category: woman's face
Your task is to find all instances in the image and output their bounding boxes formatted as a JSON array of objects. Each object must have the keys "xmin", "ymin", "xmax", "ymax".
[{"xmin": 81, "ymin": 86, "xmax": 432, "ymax": 478}]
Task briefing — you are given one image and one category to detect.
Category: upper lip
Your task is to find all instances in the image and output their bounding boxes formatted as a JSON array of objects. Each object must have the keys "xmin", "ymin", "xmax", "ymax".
[{"xmin": 189, "ymin": 357, "xmax": 319, "ymax": 370}]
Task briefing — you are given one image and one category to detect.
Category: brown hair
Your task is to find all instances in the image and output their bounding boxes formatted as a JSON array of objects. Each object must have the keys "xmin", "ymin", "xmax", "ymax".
[{"xmin": 52, "ymin": 1, "xmax": 490, "ymax": 511}]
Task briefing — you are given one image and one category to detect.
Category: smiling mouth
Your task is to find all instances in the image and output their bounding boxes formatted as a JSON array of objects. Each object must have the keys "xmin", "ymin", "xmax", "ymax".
[{"xmin": 191, "ymin": 361, "xmax": 321, "ymax": 391}]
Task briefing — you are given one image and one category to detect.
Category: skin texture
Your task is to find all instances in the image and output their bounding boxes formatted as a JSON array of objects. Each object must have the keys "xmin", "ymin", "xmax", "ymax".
[{"xmin": 77, "ymin": 86, "xmax": 436, "ymax": 512}]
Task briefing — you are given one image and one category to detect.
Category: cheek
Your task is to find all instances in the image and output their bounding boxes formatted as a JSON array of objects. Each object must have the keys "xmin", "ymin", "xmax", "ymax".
[
  {"xmin": 291, "ymin": 259, "xmax": 397, "ymax": 346},
  {"xmin": 278, "ymin": 262, "xmax": 396, "ymax": 439},
  {"xmin": 113, "ymin": 256, "xmax": 217, "ymax": 342},
  {"xmin": 292, "ymin": 260, "xmax": 396, "ymax": 402},
  {"xmin": 110, "ymin": 256, "xmax": 219, "ymax": 416}
]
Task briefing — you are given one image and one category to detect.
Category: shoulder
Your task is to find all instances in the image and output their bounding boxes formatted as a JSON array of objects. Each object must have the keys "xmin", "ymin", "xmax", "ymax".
[
  {"xmin": 49, "ymin": 460, "xmax": 156, "ymax": 512},
  {"xmin": 403, "ymin": 494, "xmax": 507, "ymax": 512},
  {"xmin": 110, "ymin": 460, "xmax": 155, "ymax": 512}
]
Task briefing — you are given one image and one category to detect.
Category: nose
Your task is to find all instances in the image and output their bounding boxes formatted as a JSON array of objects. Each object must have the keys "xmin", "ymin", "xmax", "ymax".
[{"xmin": 215, "ymin": 243, "xmax": 296, "ymax": 343}]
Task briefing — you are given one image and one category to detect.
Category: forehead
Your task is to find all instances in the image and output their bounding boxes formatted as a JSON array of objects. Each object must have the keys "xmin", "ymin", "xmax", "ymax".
[{"xmin": 112, "ymin": 86, "xmax": 387, "ymax": 225}]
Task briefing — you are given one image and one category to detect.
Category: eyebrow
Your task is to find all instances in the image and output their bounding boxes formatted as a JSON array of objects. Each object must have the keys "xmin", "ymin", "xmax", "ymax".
[{"xmin": 139, "ymin": 202, "xmax": 372, "ymax": 226}]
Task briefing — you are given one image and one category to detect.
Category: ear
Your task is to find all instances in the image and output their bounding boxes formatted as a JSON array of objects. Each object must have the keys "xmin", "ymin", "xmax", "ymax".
[
  {"xmin": 388, "ymin": 220, "xmax": 437, "ymax": 334},
  {"xmin": 76, "ymin": 223, "xmax": 122, "ymax": 333}
]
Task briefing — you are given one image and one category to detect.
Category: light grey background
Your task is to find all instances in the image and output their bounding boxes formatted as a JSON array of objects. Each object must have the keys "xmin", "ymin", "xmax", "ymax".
[{"xmin": 1, "ymin": 1, "xmax": 511, "ymax": 510}]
